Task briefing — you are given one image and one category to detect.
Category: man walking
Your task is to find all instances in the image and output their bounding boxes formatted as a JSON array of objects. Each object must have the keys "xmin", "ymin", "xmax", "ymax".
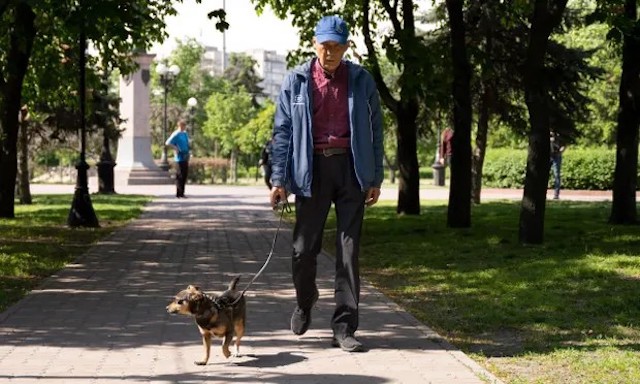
[{"xmin": 269, "ymin": 15, "xmax": 384, "ymax": 352}]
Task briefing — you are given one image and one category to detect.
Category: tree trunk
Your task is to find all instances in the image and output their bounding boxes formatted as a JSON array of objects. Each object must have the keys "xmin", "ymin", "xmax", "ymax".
[
  {"xmin": 396, "ymin": 102, "xmax": 420, "ymax": 215},
  {"xmin": 383, "ymin": 153, "xmax": 396, "ymax": 184},
  {"xmin": 361, "ymin": 0, "xmax": 421, "ymax": 215},
  {"xmin": 0, "ymin": 3, "xmax": 36, "ymax": 218},
  {"xmin": 17, "ymin": 115, "xmax": 32, "ymax": 204},
  {"xmin": 472, "ymin": 88, "xmax": 489, "ymax": 204},
  {"xmin": 518, "ymin": 0, "xmax": 568, "ymax": 244},
  {"xmin": 446, "ymin": 0, "xmax": 472, "ymax": 228},
  {"xmin": 471, "ymin": 6, "xmax": 493, "ymax": 205},
  {"xmin": 609, "ymin": 0, "xmax": 639, "ymax": 225}
]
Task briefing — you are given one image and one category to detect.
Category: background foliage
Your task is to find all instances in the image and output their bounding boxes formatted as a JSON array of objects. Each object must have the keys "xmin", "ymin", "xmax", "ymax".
[{"xmin": 482, "ymin": 147, "xmax": 627, "ymax": 190}]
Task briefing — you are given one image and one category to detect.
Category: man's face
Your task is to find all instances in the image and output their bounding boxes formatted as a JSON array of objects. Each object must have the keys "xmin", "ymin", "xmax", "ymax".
[{"xmin": 314, "ymin": 38, "xmax": 349, "ymax": 73}]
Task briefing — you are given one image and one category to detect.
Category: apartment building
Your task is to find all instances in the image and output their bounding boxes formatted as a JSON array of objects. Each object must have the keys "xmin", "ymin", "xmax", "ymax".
[
  {"xmin": 201, "ymin": 46, "xmax": 288, "ymax": 102},
  {"xmin": 201, "ymin": 46, "xmax": 226, "ymax": 77},
  {"xmin": 246, "ymin": 49, "xmax": 288, "ymax": 102}
]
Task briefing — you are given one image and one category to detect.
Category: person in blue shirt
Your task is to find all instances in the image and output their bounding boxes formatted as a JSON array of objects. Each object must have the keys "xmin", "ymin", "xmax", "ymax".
[
  {"xmin": 165, "ymin": 120, "xmax": 190, "ymax": 198},
  {"xmin": 269, "ymin": 15, "xmax": 384, "ymax": 352},
  {"xmin": 550, "ymin": 131, "xmax": 565, "ymax": 200}
]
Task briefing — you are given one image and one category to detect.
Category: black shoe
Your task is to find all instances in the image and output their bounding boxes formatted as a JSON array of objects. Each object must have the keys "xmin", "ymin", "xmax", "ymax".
[
  {"xmin": 290, "ymin": 290, "xmax": 318, "ymax": 335},
  {"xmin": 331, "ymin": 334, "xmax": 364, "ymax": 352}
]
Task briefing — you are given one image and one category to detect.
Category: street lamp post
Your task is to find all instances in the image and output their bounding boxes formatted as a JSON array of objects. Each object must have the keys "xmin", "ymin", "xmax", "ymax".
[
  {"xmin": 68, "ymin": 18, "xmax": 99, "ymax": 227},
  {"xmin": 155, "ymin": 62, "xmax": 180, "ymax": 171},
  {"xmin": 187, "ymin": 97, "xmax": 198, "ymax": 155}
]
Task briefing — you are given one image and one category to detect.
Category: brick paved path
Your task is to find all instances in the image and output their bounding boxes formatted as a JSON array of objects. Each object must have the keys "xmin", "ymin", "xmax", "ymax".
[{"xmin": 0, "ymin": 186, "xmax": 502, "ymax": 383}]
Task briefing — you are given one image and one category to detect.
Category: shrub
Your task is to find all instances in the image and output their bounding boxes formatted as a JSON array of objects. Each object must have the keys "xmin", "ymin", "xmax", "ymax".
[
  {"xmin": 562, "ymin": 148, "xmax": 616, "ymax": 190},
  {"xmin": 482, "ymin": 147, "xmax": 626, "ymax": 190},
  {"xmin": 483, "ymin": 149, "xmax": 527, "ymax": 188},
  {"xmin": 188, "ymin": 157, "xmax": 229, "ymax": 184}
]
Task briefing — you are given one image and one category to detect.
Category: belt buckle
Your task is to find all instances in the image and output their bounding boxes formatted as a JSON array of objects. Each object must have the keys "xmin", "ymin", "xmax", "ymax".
[{"xmin": 323, "ymin": 147, "xmax": 344, "ymax": 157}]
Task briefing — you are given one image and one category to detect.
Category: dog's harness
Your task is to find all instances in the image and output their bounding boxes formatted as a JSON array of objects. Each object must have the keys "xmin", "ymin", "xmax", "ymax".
[
  {"xmin": 193, "ymin": 293, "xmax": 228, "ymax": 330},
  {"xmin": 229, "ymin": 200, "xmax": 291, "ymax": 306}
]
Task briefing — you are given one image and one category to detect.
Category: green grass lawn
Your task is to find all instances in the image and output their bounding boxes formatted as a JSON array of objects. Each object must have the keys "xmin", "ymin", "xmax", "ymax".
[
  {"xmin": 322, "ymin": 200, "xmax": 640, "ymax": 384},
  {"xmin": 0, "ymin": 194, "xmax": 151, "ymax": 312}
]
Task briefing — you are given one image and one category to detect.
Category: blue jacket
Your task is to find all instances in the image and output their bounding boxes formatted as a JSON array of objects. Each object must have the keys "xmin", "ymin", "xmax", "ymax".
[{"xmin": 271, "ymin": 59, "xmax": 384, "ymax": 197}]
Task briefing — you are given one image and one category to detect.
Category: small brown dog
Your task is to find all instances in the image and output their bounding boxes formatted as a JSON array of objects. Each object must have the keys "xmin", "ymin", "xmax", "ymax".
[{"xmin": 166, "ymin": 276, "xmax": 246, "ymax": 365}]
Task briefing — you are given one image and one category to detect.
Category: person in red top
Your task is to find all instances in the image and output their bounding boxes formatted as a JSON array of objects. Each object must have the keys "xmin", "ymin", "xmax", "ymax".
[{"xmin": 440, "ymin": 127, "xmax": 453, "ymax": 166}]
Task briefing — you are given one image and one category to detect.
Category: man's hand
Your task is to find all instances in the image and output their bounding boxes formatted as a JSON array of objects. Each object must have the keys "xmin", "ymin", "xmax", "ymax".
[
  {"xmin": 365, "ymin": 187, "xmax": 381, "ymax": 207},
  {"xmin": 270, "ymin": 186, "xmax": 288, "ymax": 208}
]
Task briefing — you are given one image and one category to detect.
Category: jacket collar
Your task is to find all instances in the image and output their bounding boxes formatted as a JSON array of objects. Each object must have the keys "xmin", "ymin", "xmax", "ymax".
[{"xmin": 293, "ymin": 58, "xmax": 363, "ymax": 80}]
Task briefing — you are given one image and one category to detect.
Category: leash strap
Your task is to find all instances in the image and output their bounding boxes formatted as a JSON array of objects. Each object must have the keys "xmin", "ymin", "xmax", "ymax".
[{"xmin": 230, "ymin": 199, "xmax": 291, "ymax": 306}]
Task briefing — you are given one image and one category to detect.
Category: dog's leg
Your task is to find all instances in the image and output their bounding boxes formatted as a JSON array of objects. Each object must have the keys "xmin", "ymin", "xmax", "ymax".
[
  {"xmin": 233, "ymin": 322, "xmax": 245, "ymax": 357},
  {"xmin": 221, "ymin": 330, "xmax": 233, "ymax": 358},
  {"xmin": 195, "ymin": 332, "xmax": 212, "ymax": 365}
]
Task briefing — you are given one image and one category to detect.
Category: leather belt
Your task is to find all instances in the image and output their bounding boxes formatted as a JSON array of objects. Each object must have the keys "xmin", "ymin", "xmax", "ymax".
[{"xmin": 314, "ymin": 147, "xmax": 349, "ymax": 157}]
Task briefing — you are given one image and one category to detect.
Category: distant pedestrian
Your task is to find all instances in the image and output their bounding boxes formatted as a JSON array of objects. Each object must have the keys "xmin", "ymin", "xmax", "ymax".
[
  {"xmin": 166, "ymin": 120, "xmax": 190, "ymax": 198},
  {"xmin": 259, "ymin": 139, "xmax": 273, "ymax": 189},
  {"xmin": 550, "ymin": 131, "xmax": 565, "ymax": 199},
  {"xmin": 440, "ymin": 127, "xmax": 453, "ymax": 166}
]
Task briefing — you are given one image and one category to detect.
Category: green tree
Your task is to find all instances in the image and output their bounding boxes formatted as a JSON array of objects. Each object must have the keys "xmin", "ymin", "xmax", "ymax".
[
  {"xmin": 164, "ymin": 38, "xmax": 208, "ymax": 106},
  {"xmin": 150, "ymin": 38, "xmax": 221, "ymax": 157},
  {"xmin": 463, "ymin": 1, "xmax": 601, "ymax": 205},
  {"xmin": 445, "ymin": 0, "xmax": 473, "ymax": 228},
  {"xmin": 519, "ymin": 0, "xmax": 570, "ymax": 244},
  {"xmin": 202, "ymin": 87, "xmax": 255, "ymax": 182},
  {"xmin": 591, "ymin": 0, "xmax": 640, "ymax": 224},
  {"xmin": 0, "ymin": 0, "xmax": 177, "ymax": 218},
  {"xmin": 237, "ymin": 100, "xmax": 275, "ymax": 156},
  {"xmin": 558, "ymin": 19, "xmax": 620, "ymax": 146},
  {"xmin": 0, "ymin": 3, "xmax": 36, "ymax": 218},
  {"xmin": 224, "ymin": 53, "xmax": 264, "ymax": 108}
]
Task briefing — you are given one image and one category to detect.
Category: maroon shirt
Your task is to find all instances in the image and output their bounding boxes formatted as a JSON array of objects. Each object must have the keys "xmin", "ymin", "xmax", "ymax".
[
  {"xmin": 440, "ymin": 128, "xmax": 453, "ymax": 158},
  {"xmin": 311, "ymin": 59, "xmax": 350, "ymax": 149}
]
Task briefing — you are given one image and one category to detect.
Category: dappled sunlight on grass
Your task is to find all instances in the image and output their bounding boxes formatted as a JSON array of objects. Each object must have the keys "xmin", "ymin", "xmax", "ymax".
[
  {"xmin": 0, "ymin": 194, "xmax": 151, "ymax": 312},
  {"xmin": 321, "ymin": 199, "xmax": 640, "ymax": 383},
  {"xmin": 487, "ymin": 346, "xmax": 640, "ymax": 384}
]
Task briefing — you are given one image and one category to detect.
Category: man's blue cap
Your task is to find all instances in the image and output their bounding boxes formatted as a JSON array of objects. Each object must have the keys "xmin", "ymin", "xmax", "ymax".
[{"xmin": 315, "ymin": 15, "xmax": 349, "ymax": 45}]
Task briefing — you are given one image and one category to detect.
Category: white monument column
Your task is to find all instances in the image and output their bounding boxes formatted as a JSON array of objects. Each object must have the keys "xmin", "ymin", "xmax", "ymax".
[{"xmin": 115, "ymin": 52, "xmax": 171, "ymax": 185}]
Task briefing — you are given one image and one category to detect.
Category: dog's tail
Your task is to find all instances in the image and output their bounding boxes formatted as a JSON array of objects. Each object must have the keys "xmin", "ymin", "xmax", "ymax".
[{"xmin": 228, "ymin": 275, "xmax": 241, "ymax": 290}]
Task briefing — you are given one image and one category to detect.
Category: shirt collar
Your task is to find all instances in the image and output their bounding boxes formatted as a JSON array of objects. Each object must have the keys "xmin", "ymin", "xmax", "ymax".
[{"xmin": 313, "ymin": 58, "xmax": 344, "ymax": 79}]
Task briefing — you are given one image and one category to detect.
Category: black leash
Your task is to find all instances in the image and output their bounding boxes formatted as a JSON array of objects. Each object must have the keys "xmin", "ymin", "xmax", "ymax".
[{"xmin": 230, "ymin": 199, "xmax": 291, "ymax": 306}]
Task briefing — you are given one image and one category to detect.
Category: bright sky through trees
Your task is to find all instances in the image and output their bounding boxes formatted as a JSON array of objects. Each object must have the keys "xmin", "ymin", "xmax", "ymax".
[{"xmin": 150, "ymin": 0, "xmax": 300, "ymax": 57}]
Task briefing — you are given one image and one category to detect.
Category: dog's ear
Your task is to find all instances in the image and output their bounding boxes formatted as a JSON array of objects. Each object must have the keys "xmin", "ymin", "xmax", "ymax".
[
  {"xmin": 189, "ymin": 292, "xmax": 204, "ymax": 301},
  {"xmin": 186, "ymin": 286, "xmax": 204, "ymax": 301}
]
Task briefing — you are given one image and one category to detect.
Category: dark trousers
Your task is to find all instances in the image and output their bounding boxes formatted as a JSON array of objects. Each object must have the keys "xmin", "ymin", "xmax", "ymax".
[
  {"xmin": 175, "ymin": 161, "xmax": 189, "ymax": 197},
  {"xmin": 550, "ymin": 154, "xmax": 562, "ymax": 197},
  {"xmin": 263, "ymin": 165, "xmax": 272, "ymax": 189},
  {"xmin": 292, "ymin": 154, "xmax": 365, "ymax": 337}
]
